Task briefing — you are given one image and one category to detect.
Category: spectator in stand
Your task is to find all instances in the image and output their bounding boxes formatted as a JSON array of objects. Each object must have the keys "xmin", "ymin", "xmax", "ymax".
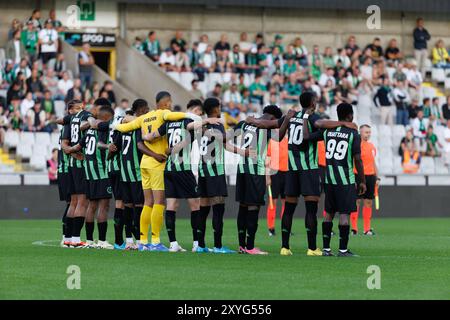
[
  {"xmin": 20, "ymin": 91, "xmax": 35, "ymax": 117},
  {"xmin": 283, "ymin": 54, "xmax": 297, "ymax": 77},
  {"xmin": 6, "ymin": 29, "xmax": 27, "ymax": 65},
  {"xmin": 322, "ymin": 46, "xmax": 335, "ymax": 69},
  {"xmin": 8, "ymin": 18, "xmax": 22, "ymax": 41},
  {"xmin": 14, "ymin": 58, "xmax": 31, "ymax": 79},
  {"xmin": 190, "ymin": 80, "xmax": 204, "ymax": 101},
  {"xmin": 214, "ymin": 34, "xmax": 231, "ymax": 57},
  {"xmin": 42, "ymin": 68, "xmax": 58, "ymax": 96},
  {"xmin": 422, "ymin": 98, "xmax": 432, "ymax": 119},
  {"xmin": 170, "ymin": 30, "xmax": 187, "ymax": 52},
  {"xmin": 393, "ymin": 81, "xmax": 410, "ymax": 126},
  {"xmin": 229, "ymin": 44, "xmax": 246, "ymax": 74},
  {"xmin": 173, "ymin": 43, "xmax": 191, "ymax": 71},
  {"xmin": 78, "ymin": 43, "xmax": 95, "ymax": 89},
  {"xmin": 345, "ymin": 35, "xmax": 359, "ymax": 57},
  {"xmin": 198, "ymin": 45, "xmax": 216, "ymax": 73},
  {"xmin": 6, "ymin": 82, "xmax": 23, "ymax": 106},
  {"xmin": 197, "ymin": 34, "xmax": 209, "ymax": 54},
  {"xmin": 206, "ymin": 83, "xmax": 223, "ymax": 99},
  {"xmin": 47, "ymin": 148, "xmax": 58, "ymax": 184},
  {"xmin": 308, "ymin": 45, "xmax": 323, "ymax": 68},
  {"xmin": 143, "ymin": 31, "xmax": 161, "ymax": 62},
  {"xmin": 373, "ymin": 77, "xmax": 394, "ymax": 125},
  {"xmin": 38, "ymin": 19, "xmax": 58, "ymax": 65},
  {"xmin": 132, "ymin": 36, "xmax": 145, "ymax": 55},
  {"xmin": 21, "ymin": 21, "xmax": 39, "ymax": 62},
  {"xmin": 249, "ymin": 74, "xmax": 266, "ymax": 105},
  {"xmin": 402, "ymin": 141, "xmax": 421, "ymax": 174},
  {"xmin": 100, "ymin": 80, "xmax": 116, "ymax": 106},
  {"xmin": 430, "ymin": 97, "xmax": 444, "ymax": 126},
  {"xmin": 444, "ymin": 120, "xmax": 450, "ymax": 166},
  {"xmin": 408, "ymin": 98, "xmax": 422, "ymax": 120},
  {"xmin": 413, "ymin": 17, "xmax": 431, "ymax": 74},
  {"xmin": 51, "ymin": 53, "xmax": 67, "ymax": 79},
  {"xmin": 282, "ymin": 74, "xmax": 302, "ymax": 105},
  {"xmin": 393, "ymin": 63, "xmax": 407, "ymax": 84},
  {"xmin": 26, "ymin": 9, "xmax": 42, "ymax": 31},
  {"xmin": 293, "ymin": 37, "xmax": 308, "ymax": 67},
  {"xmin": 442, "ymin": 96, "xmax": 450, "ymax": 121},
  {"xmin": 56, "ymin": 71, "xmax": 73, "ymax": 100},
  {"xmin": 238, "ymin": 32, "xmax": 252, "ymax": 56},
  {"xmin": 333, "ymin": 48, "xmax": 351, "ymax": 69},
  {"xmin": 425, "ymin": 125, "xmax": 442, "ymax": 157},
  {"xmin": 385, "ymin": 38, "xmax": 402, "ymax": 62},
  {"xmin": 42, "ymin": 90, "xmax": 56, "ymax": 123},
  {"xmin": 8, "ymin": 109, "xmax": 23, "ymax": 131},
  {"xmin": 49, "ymin": 9, "xmax": 64, "ymax": 33},
  {"xmin": 272, "ymin": 34, "xmax": 285, "ymax": 54},
  {"xmin": 65, "ymin": 78, "xmax": 83, "ymax": 103},
  {"xmin": 365, "ymin": 37, "xmax": 383, "ymax": 61},
  {"xmin": 411, "ymin": 110, "xmax": 429, "ymax": 154},
  {"xmin": 223, "ymin": 83, "xmax": 243, "ymax": 110},
  {"xmin": 399, "ymin": 127, "xmax": 414, "ymax": 156},
  {"xmin": 26, "ymin": 68, "xmax": 44, "ymax": 97},
  {"xmin": 188, "ymin": 42, "xmax": 201, "ymax": 72},
  {"xmin": 406, "ymin": 60, "xmax": 422, "ymax": 100},
  {"xmin": 85, "ymin": 81, "xmax": 100, "ymax": 102},
  {"xmin": 318, "ymin": 67, "xmax": 336, "ymax": 87},
  {"xmin": 25, "ymin": 99, "xmax": 48, "ymax": 132},
  {"xmin": 431, "ymin": 39, "xmax": 450, "ymax": 69},
  {"xmin": 159, "ymin": 48, "xmax": 177, "ymax": 72}
]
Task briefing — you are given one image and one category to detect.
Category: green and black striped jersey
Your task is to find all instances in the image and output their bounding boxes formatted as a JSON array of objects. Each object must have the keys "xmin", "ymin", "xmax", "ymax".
[
  {"xmin": 198, "ymin": 122, "xmax": 225, "ymax": 177},
  {"xmin": 80, "ymin": 121, "xmax": 110, "ymax": 181},
  {"xmin": 58, "ymin": 114, "xmax": 72, "ymax": 174},
  {"xmin": 67, "ymin": 110, "xmax": 92, "ymax": 168},
  {"xmin": 234, "ymin": 120, "xmax": 270, "ymax": 175},
  {"xmin": 323, "ymin": 126, "xmax": 361, "ymax": 186},
  {"xmin": 277, "ymin": 111, "xmax": 322, "ymax": 171},
  {"xmin": 158, "ymin": 118, "xmax": 194, "ymax": 172},
  {"xmin": 113, "ymin": 129, "xmax": 143, "ymax": 183},
  {"xmin": 108, "ymin": 116, "xmax": 124, "ymax": 174}
]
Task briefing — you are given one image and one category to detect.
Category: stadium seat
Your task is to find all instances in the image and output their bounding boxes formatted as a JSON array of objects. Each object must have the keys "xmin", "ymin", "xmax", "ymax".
[
  {"xmin": 207, "ymin": 73, "xmax": 223, "ymax": 91},
  {"xmin": 20, "ymin": 132, "xmax": 35, "ymax": 145},
  {"xmin": 434, "ymin": 158, "xmax": 449, "ymax": 174},
  {"xmin": 378, "ymin": 125, "xmax": 392, "ymax": 137},
  {"xmin": 4, "ymin": 130, "xmax": 20, "ymax": 148},
  {"xmin": 29, "ymin": 154, "xmax": 47, "ymax": 170},
  {"xmin": 222, "ymin": 72, "xmax": 232, "ymax": 84},
  {"xmin": 392, "ymin": 125, "xmax": 406, "ymax": 137},
  {"xmin": 35, "ymin": 132, "xmax": 51, "ymax": 147},
  {"xmin": 23, "ymin": 173, "xmax": 49, "ymax": 185},
  {"xmin": 378, "ymin": 136, "xmax": 393, "ymax": 148},
  {"xmin": 445, "ymin": 78, "xmax": 450, "ymax": 90},
  {"xmin": 419, "ymin": 157, "xmax": 435, "ymax": 174},
  {"xmin": 167, "ymin": 71, "xmax": 181, "ymax": 83},
  {"xmin": 54, "ymin": 100, "xmax": 66, "ymax": 118},
  {"xmin": 0, "ymin": 174, "xmax": 21, "ymax": 185},
  {"xmin": 197, "ymin": 81, "xmax": 208, "ymax": 97},
  {"xmin": 379, "ymin": 158, "xmax": 393, "ymax": 174},
  {"xmin": 180, "ymin": 72, "xmax": 195, "ymax": 90},
  {"xmin": 51, "ymin": 132, "xmax": 60, "ymax": 146},
  {"xmin": 32, "ymin": 144, "xmax": 48, "ymax": 156},
  {"xmin": 16, "ymin": 144, "xmax": 33, "ymax": 159},
  {"xmin": 431, "ymin": 68, "xmax": 445, "ymax": 82}
]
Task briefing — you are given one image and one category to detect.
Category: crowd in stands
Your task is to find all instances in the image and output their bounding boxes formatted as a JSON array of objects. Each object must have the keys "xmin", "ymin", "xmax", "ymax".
[
  {"xmin": 133, "ymin": 18, "xmax": 450, "ymax": 169},
  {"xmin": 0, "ymin": 9, "xmax": 121, "ymax": 145}
]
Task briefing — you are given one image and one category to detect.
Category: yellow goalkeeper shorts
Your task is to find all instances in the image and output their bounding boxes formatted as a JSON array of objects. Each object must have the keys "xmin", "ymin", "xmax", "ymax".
[{"xmin": 141, "ymin": 168, "xmax": 165, "ymax": 191}]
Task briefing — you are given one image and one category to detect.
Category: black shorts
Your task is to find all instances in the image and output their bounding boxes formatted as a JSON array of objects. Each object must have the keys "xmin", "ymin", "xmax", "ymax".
[
  {"xmin": 68, "ymin": 166, "xmax": 87, "ymax": 195},
  {"xmin": 319, "ymin": 166, "xmax": 326, "ymax": 194},
  {"xmin": 198, "ymin": 175, "xmax": 228, "ymax": 198},
  {"xmin": 235, "ymin": 172, "xmax": 266, "ymax": 205},
  {"xmin": 109, "ymin": 170, "xmax": 123, "ymax": 201},
  {"xmin": 285, "ymin": 169, "xmax": 321, "ymax": 197},
  {"xmin": 41, "ymin": 52, "xmax": 56, "ymax": 65},
  {"xmin": 324, "ymin": 184, "xmax": 357, "ymax": 214},
  {"xmin": 121, "ymin": 181, "xmax": 144, "ymax": 205},
  {"xmin": 356, "ymin": 175, "xmax": 376, "ymax": 199},
  {"xmin": 270, "ymin": 171, "xmax": 286, "ymax": 199},
  {"xmin": 57, "ymin": 172, "xmax": 71, "ymax": 202},
  {"xmin": 165, "ymin": 170, "xmax": 199, "ymax": 199},
  {"xmin": 86, "ymin": 179, "xmax": 113, "ymax": 200}
]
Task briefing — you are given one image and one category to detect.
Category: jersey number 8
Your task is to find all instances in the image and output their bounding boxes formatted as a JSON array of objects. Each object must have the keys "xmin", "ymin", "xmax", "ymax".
[{"xmin": 325, "ymin": 139, "xmax": 348, "ymax": 160}]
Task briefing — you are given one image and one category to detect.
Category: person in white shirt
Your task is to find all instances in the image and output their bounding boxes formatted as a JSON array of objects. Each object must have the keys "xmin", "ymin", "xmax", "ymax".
[
  {"xmin": 444, "ymin": 120, "xmax": 450, "ymax": 165},
  {"xmin": 197, "ymin": 34, "xmax": 209, "ymax": 54},
  {"xmin": 318, "ymin": 68, "xmax": 336, "ymax": 87},
  {"xmin": 223, "ymin": 83, "xmax": 242, "ymax": 106},
  {"xmin": 406, "ymin": 62, "xmax": 423, "ymax": 100},
  {"xmin": 159, "ymin": 48, "xmax": 177, "ymax": 71},
  {"xmin": 38, "ymin": 19, "xmax": 58, "ymax": 65},
  {"xmin": 333, "ymin": 48, "xmax": 351, "ymax": 69},
  {"xmin": 199, "ymin": 45, "xmax": 216, "ymax": 72},
  {"xmin": 411, "ymin": 110, "xmax": 429, "ymax": 153},
  {"xmin": 238, "ymin": 32, "xmax": 252, "ymax": 55},
  {"xmin": 20, "ymin": 92, "xmax": 35, "ymax": 118},
  {"xmin": 56, "ymin": 71, "xmax": 73, "ymax": 99},
  {"xmin": 5, "ymin": 29, "xmax": 25, "ymax": 65},
  {"xmin": 14, "ymin": 58, "xmax": 32, "ymax": 79}
]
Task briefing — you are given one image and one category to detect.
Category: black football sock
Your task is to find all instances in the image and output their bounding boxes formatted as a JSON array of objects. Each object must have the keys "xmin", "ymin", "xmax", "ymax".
[
  {"xmin": 133, "ymin": 207, "xmax": 142, "ymax": 241},
  {"xmin": 123, "ymin": 207, "xmax": 133, "ymax": 239},
  {"xmin": 212, "ymin": 203, "xmax": 225, "ymax": 248},
  {"xmin": 165, "ymin": 210, "xmax": 176, "ymax": 242},
  {"xmin": 305, "ymin": 201, "xmax": 318, "ymax": 250},
  {"xmin": 85, "ymin": 221, "xmax": 95, "ymax": 241},
  {"xmin": 322, "ymin": 221, "xmax": 333, "ymax": 250},
  {"xmin": 237, "ymin": 205, "xmax": 248, "ymax": 248},
  {"xmin": 113, "ymin": 208, "xmax": 124, "ymax": 245},
  {"xmin": 97, "ymin": 221, "xmax": 107, "ymax": 242},
  {"xmin": 197, "ymin": 206, "xmax": 210, "ymax": 248},
  {"xmin": 339, "ymin": 224, "xmax": 350, "ymax": 252},
  {"xmin": 245, "ymin": 208, "xmax": 260, "ymax": 251},
  {"xmin": 191, "ymin": 210, "xmax": 200, "ymax": 242},
  {"xmin": 281, "ymin": 202, "xmax": 297, "ymax": 249},
  {"xmin": 72, "ymin": 216, "xmax": 85, "ymax": 238},
  {"xmin": 62, "ymin": 203, "xmax": 69, "ymax": 236},
  {"xmin": 65, "ymin": 217, "xmax": 73, "ymax": 239}
]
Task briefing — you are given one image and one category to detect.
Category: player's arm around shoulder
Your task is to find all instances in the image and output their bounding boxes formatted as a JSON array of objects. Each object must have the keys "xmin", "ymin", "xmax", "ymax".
[{"xmin": 114, "ymin": 114, "xmax": 143, "ymax": 133}]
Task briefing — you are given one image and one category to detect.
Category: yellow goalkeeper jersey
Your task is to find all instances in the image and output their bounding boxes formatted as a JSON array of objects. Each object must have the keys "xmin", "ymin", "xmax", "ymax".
[{"xmin": 115, "ymin": 109, "xmax": 186, "ymax": 170}]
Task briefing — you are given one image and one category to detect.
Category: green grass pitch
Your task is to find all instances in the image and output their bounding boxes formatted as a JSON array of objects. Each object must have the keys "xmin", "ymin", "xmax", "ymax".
[{"xmin": 0, "ymin": 218, "xmax": 449, "ymax": 300}]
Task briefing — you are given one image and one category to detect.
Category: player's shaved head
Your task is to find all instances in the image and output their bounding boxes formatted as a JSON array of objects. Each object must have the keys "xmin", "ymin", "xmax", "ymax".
[
  {"xmin": 262, "ymin": 104, "xmax": 282, "ymax": 119},
  {"xmin": 299, "ymin": 91, "xmax": 316, "ymax": 110},
  {"xmin": 93, "ymin": 97, "xmax": 111, "ymax": 107},
  {"xmin": 337, "ymin": 103, "xmax": 354, "ymax": 121},
  {"xmin": 203, "ymin": 97, "xmax": 221, "ymax": 117},
  {"xmin": 132, "ymin": 98, "xmax": 149, "ymax": 116},
  {"xmin": 67, "ymin": 99, "xmax": 83, "ymax": 112}
]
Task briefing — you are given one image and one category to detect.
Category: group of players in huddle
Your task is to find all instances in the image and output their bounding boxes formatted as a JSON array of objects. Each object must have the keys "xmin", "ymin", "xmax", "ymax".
[{"xmin": 56, "ymin": 90, "xmax": 378, "ymax": 256}]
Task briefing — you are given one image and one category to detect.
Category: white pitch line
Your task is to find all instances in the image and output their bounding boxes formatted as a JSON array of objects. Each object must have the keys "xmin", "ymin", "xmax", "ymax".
[{"xmin": 32, "ymin": 240, "xmax": 61, "ymax": 247}]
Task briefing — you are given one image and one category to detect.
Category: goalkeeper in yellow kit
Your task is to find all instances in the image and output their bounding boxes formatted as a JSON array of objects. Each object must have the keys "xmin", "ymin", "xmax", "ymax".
[{"xmin": 114, "ymin": 91, "xmax": 196, "ymax": 251}]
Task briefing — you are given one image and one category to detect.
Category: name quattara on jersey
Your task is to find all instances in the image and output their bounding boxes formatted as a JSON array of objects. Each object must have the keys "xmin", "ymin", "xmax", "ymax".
[{"xmin": 323, "ymin": 126, "xmax": 361, "ymax": 185}]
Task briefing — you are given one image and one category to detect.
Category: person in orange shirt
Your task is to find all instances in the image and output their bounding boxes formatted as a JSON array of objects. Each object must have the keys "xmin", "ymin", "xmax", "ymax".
[
  {"xmin": 351, "ymin": 124, "xmax": 380, "ymax": 236},
  {"xmin": 402, "ymin": 142, "xmax": 421, "ymax": 173},
  {"xmin": 265, "ymin": 134, "xmax": 288, "ymax": 236}
]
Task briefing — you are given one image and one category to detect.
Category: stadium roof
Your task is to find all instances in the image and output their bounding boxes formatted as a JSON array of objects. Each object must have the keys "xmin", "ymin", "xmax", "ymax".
[{"xmin": 122, "ymin": 0, "xmax": 450, "ymax": 14}]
